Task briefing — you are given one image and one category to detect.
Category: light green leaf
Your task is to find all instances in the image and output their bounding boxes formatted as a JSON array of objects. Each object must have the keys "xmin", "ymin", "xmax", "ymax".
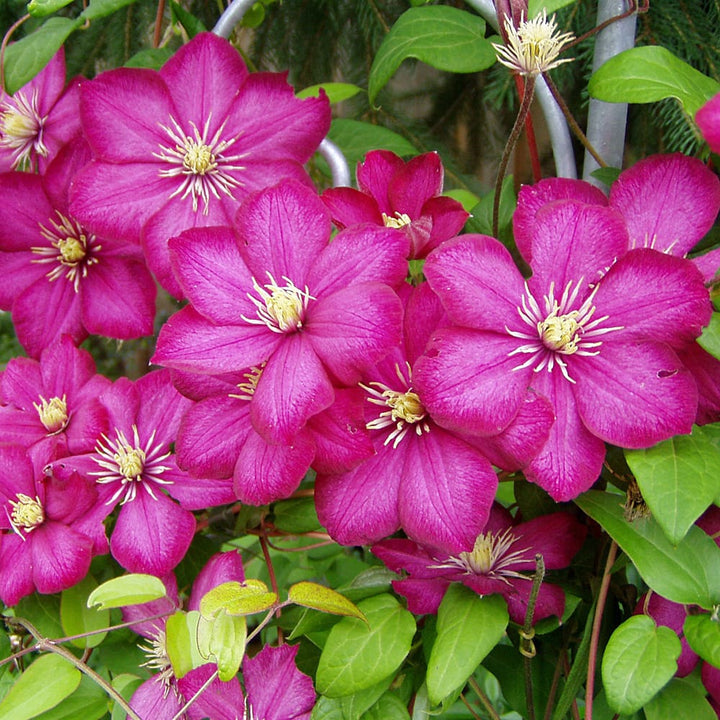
[
  {"xmin": 588, "ymin": 46, "xmax": 720, "ymax": 118},
  {"xmin": 0, "ymin": 655, "xmax": 80, "ymax": 720},
  {"xmin": 79, "ymin": 0, "xmax": 139, "ymax": 21},
  {"xmin": 645, "ymin": 677, "xmax": 717, "ymax": 720},
  {"xmin": 315, "ymin": 594, "xmax": 416, "ymax": 697},
  {"xmin": 200, "ymin": 580, "xmax": 277, "ymax": 618},
  {"xmin": 625, "ymin": 426, "xmax": 720, "ymax": 544},
  {"xmin": 368, "ymin": 6, "xmax": 496, "ymax": 103},
  {"xmin": 602, "ymin": 615, "xmax": 680, "ymax": 714},
  {"xmin": 297, "ymin": 83, "xmax": 363, "ymax": 104},
  {"xmin": 36, "ymin": 675, "xmax": 106, "ymax": 720},
  {"xmin": 60, "ymin": 575, "xmax": 109, "ymax": 649},
  {"xmin": 309, "ymin": 696, "xmax": 344, "ymax": 719},
  {"xmin": 3, "ymin": 17, "xmax": 80, "ymax": 94},
  {"xmin": 364, "ymin": 693, "xmax": 411, "ymax": 719},
  {"xmin": 26, "ymin": 0, "xmax": 74, "ymax": 18},
  {"xmin": 575, "ymin": 490, "xmax": 720, "ymax": 608},
  {"xmin": 339, "ymin": 675, "xmax": 394, "ymax": 718},
  {"xmin": 166, "ymin": 611, "xmax": 206, "ymax": 680},
  {"xmin": 443, "ymin": 188, "xmax": 479, "ymax": 213},
  {"xmin": 698, "ymin": 314, "xmax": 720, "ymax": 361},
  {"xmin": 684, "ymin": 614, "xmax": 720, "ymax": 669},
  {"xmin": 528, "ymin": 0, "xmax": 576, "ymax": 16},
  {"xmin": 87, "ymin": 573, "xmax": 167, "ymax": 610},
  {"xmin": 288, "ymin": 582, "xmax": 367, "ymax": 621},
  {"xmin": 197, "ymin": 612, "xmax": 247, "ymax": 682},
  {"xmin": 124, "ymin": 47, "xmax": 173, "ymax": 69},
  {"xmin": 426, "ymin": 586, "xmax": 508, "ymax": 706}
]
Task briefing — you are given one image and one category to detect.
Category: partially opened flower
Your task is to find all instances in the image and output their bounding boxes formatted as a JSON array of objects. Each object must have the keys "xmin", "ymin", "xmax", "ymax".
[
  {"xmin": 321, "ymin": 150, "xmax": 468, "ymax": 259},
  {"xmin": 153, "ymin": 179, "xmax": 408, "ymax": 446},
  {"xmin": 373, "ymin": 503, "xmax": 586, "ymax": 624},
  {"xmin": 70, "ymin": 32, "xmax": 330, "ymax": 297},
  {"xmin": 697, "ymin": 91, "xmax": 720, "ymax": 154}
]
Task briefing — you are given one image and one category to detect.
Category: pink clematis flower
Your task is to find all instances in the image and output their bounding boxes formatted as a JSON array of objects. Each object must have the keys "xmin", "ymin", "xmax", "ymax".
[
  {"xmin": 0, "ymin": 48, "xmax": 82, "ymax": 172},
  {"xmin": 0, "ymin": 138, "xmax": 156, "ymax": 358},
  {"xmin": 316, "ymin": 282, "xmax": 553, "ymax": 552},
  {"xmin": 414, "ymin": 199, "xmax": 710, "ymax": 501},
  {"xmin": 321, "ymin": 149, "xmax": 469, "ymax": 259},
  {"xmin": 70, "ymin": 32, "xmax": 330, "ymax": 297},
  {"xmin": 373, "ymin": 503, "xmax": 586, "ymax": 625},
  {"xmin": 697, "ymin": 91, "xmax": 720, "ymax": 155},
  {"xmin": 153, "ymin": 179, "xmax": 408, "ymax": 446},
  {"xmin": 0, "ymin": 443, "xmax": 106, "ymax": 606}
]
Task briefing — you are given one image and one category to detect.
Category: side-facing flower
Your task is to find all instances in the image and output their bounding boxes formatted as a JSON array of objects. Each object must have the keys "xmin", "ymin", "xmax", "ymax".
[
  {"xmin": 0, "ymin": 48, "xmax": 82, "ymax": 172},
  {"xmin": 0, "ymin": 139, "xmax": 156, "ymax": 357},
  {"xmin": 697, "ymin": 91, "xmax": 720, "ymax": 155},
  {"xmin": 321, "ymin": 150, "xmax": 468, "ymax": 259},
  {"xmin": 153, "ymin": 179, "xmax": 408, "ymax": 447},
  {"xmin": 415, "ymin": 201, "xmax": 709, "ymax": 500},
  {"xmin": 373, "ymin": 503, "xmax": 586, "ymax": 625},
  {"xmin": 0, "ymin": 443, "xmax": 105, "ymax": 606},
  {"xmin": 70, "ymin": 32, "xmax": 330, "ymax": 297}
]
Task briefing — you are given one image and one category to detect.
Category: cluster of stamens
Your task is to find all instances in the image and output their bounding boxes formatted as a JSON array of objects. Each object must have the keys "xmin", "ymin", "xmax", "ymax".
[
  {"xmin": 139, "ymin": 628, "xmax": 176, "ymax": 693},
  {"xmin": 382, "ymin": 211, "xmax": 412, "ymax": 229},
  {"xmin": 32, "ymin": 212, "xmax": 99, "ymax": 292},
  {"xmin": 0, "ymin": 89, "xmax": 47, "ymax": 169},
  {"xmin": 33, "ymin": 394, "xmax": 69, "ymax": 434},
  {"xmin": 154, "ymin": 115, "xmax": 248, "ymax": 214},
  {"xmin": 229, "ymin": 364, "xmax": 266, "ymax": 401},
  {"xmin": 90, "ymin": 425, "xmax": 173, "ymax": 506},
  {"xmin": 506, "ymin": 278, "xmax": 622, "ymax": 383},
  {"xmin": 361, "ymin": 362, "xmax": 430, "ymax": 448},
  {"xmin": 242, "ymin": 272, "xmax": 314, "ymax": 333},
  {"xmin": 7, "ymin": 493, "xmax": 45, "ymax": 539}
]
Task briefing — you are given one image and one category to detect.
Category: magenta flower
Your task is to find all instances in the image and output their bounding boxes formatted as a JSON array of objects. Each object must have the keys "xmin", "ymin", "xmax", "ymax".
[
  {"xmin": 321, "ymin": 149, "xmax": 468, "ymax": 259},
  {"xmin": 153, "ymin": 179, "xmax": 408, "ymax": 446},
  {"xmin": 415, "ymin": 200, "xmax": 709, "ymax": 501},
  {"xmin": 69, "ymin": 32, "xmax": 330, "ymax": 297},
  {"xmin": 697, "ymin": 91, "xmax": 720, "ymax": 154},
  {"xmin": 0, "ymin": 443, "xmax": 106, "ymax": 606},
  {"xmin": 373, "ymin": 503, "xmax": 586, "ymax": 625},
  {"xmin": 0, "ymin": 48, "xmax": 82, "ymax": 172},
  {"xmin": 0, "ymin": 139, "xmax": 156, "ymax": 358},
  {"xmin": 315, "ymin": 283, "xmax": 553, "ymax": 553},
  {"xmin": 0, "ymin": 335, "xmax": 110, "ymax": 455}
]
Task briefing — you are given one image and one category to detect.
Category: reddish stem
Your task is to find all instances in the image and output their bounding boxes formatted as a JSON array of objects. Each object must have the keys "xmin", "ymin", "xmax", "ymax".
[
  {"xmin": 153, "ymin": 0, "xmax": 166, "ymax": 48},
  {"xmin": 514, "ymin": 75, "xmax": 542, "ymax": 182}
]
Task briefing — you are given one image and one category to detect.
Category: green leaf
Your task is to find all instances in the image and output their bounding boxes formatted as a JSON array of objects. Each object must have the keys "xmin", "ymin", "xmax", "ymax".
[
  {"xmin": 26, "ymin": 0, "xmax": 74, "ymax": 18},
  {"xmin": 368, "ymin": 6, "xmax": 496, "ymax": 103},
  {"xmin": 124, "ymin": 47, "xmax": 173, "ymax": 69},
  {"xmin": 297, "ymin": 83, "xmax": 363, "ymax": 104},
  {"xmin": 169, "ymin": 0, "xmax": 207, "ymax": 37},
  {"xmin": 602, "ymin": 615, "xmax": 680, "ymax": 714},
  {"xmin": 625, "ymin": 426, "xmax": 720, "ymax": 544},
  {"xmin": 199, "ymin": 580, "xmax": 277, "ymax": 617},
  {"xmin": 110, "ymin": 675, "xmax": 143, "ymax": 720},
  {"xmin": 15, "ymin": 593, "xmax": 63, "ymax": 640},
  {"xmin": 197, "ymin": 611, "xmax": 247, "ymax": 682},
  {"xmin": 465, "ymin": 176, "xmax": 517, "ymax": 239},
  {"xmin": 3, "ymin": 17, "xmax": 80, "ymax": 94},
  {"xmin": 698, "ymin": 314, "xmax": 720, "ymax": 361},
  {"xmin": 588, "ymin": 46, "xmax": 720, "ymax": 118},
  {"xmin": 315, "ymin": 594, "xmax": 416, "ymax": 697},
  {"xmin": 443, "ymin": 188, "xmax": 480, "ymax": 214},
  {"xmin": 339, "ymin": 675, "xmax": 394, "ymax": 718},
  {"xmin": 426, "ymin": 586, "xmax": 508, "ymax": 706},
  {"xmin": 272, "ymin": 497, "xmax": 322, "ymax": 533},
  {"xmin": 35, "ymin": 675, "xmax": 106, "ymax": 720},
  {"xmin": 61, "ymin": 575, "xmax": 110, "ymax": 649},
  {"xmin": 87, "ymin": 573, "xmax": 167, "ymax": 610},
  {"xmin": 288, "ymin": 582, "xmax": 367, "ymax": 621},
  {"xmin": 0, "ymin": 654, "xmax": 80, "ymax": 720},
  {"xmin": 644, "ymin": 677, "xmax": 717, "ymax": 720},
  {"xmin": 590, "ymin": 166, "xmax": 622, "ymax": 186},
  {"xmin": 684, "ymin": 614, "xmax": 720, "ymax": 669},
  {"xmin": 575, "ymin": 490, "xmax": 720, "ymax": 608},
  {"xmin": 166, "ymin": 611, "xmax": 206, "ymax": 680},
  {"xmin": 364, "ymin": 693, "xmax": 411, "ymax": 719},
  {"xmin": 528, "ymin": 0, "xmax": 576, "ymax": 16},
  {"xmin": 79, "ymin": 0, "xmax": 139, "ymax": 21}
]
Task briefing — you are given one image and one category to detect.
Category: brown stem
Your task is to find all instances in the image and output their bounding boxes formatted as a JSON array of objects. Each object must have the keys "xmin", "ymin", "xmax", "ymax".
[
  {"xmin": 259, "ymin": 530, "xmax": 283, "ymax": 643},
  {"xmin": 567, "ymin": 0, "xmax": 649, "ymax": 49},
  {"xmin": 468, "ymin": 676, "xmax": 502, "ymax": 720},
  {"xmin": 585, "ymin": 541, "xmax": 618, "ymax": 720},
  {"xmin": 459, "ymin": 691, "xmax": 483, "ymax": 719},
  {"xmin": 521, "ymin": 554, "xmax": 546, "ymax": 720},
  {"xmin": 153, "ymin": 0, "xmax": 167, "ymax": 48}
]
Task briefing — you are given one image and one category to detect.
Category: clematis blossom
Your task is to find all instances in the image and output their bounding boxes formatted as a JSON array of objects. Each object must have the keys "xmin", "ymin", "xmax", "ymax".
[
  {"xmin": 414, "ymin": 199, "xmax": 710, "ymax": 501},
  {"xmin": 321, "ymin": 149, "xmax": 468, "ymax": 259},
  {"xmin": 70, "ymin": 32, "xmax": 330, "ymax": 297},
  {"xmin": 373, "ymin": 503, "xmax": 586, "ymax": 625},
  {"xmin": 697, "ymin": 91, "xmax": 720, "ymax": 155},
  {"xmin": 153, "ymin": 179, "xmax": 408, "ymax": 447}
]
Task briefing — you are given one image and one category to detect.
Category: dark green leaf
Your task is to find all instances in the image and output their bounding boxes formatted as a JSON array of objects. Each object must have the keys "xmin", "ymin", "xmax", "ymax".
[
  {"xmin": 297, "ymin": 83, "xmax": 363, "ymax": 104},
  {"xmin": 364, "ymin": 693, "xmax": 411, "ymax": 719},
  {"xmin": 684, "ymin": 614, "xmax": 720, "ymax": 669},
  {"xmin": 272, "ymin": 497, "xmax": 322, "ymax": 533},
  {"xmin": 26, "ymin": 0, "xmax": 74, "ymax": 18},
  {"xmin": 124, "ymin": 47, "xmax": 173, "ymax": 69},
  {"xmin": 590, "ymin": 166, "xmax": 622, "ymax": 186},
  {"xmin": 79, "ymin": 0, "xmax": 139, "ymax": 21},
  {"xmin": 644, "ymin": 677, "xmax": 716, "ymax": 720},
  {"xmin": 36, "ymin": 675, "xmax": 106, "ymax": 720},
  {"xmin": 169, "ymin": 0, "xmax": 207, "ymax": 37},
  {"xmin": 528, "ymin": 0, "xmax": 576, "ymax": 16},
  {"xmin": 368, "ymin": 6, "xmax": 496, "ymax": 103},
  {"xmin": 698, "ymin": 315, "xmax": 720, "ymax": 361},
  {"xmin": 465, "ymin": 176, "xmax": 517, "ymax": 239}
]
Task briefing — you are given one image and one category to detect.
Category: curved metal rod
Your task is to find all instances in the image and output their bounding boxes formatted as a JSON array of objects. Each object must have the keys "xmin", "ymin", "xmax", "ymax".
[
  {"xmin": 582, "ymin": 0, "xmax": 638, "ymax": 187},
  {"xmin": 212, "ymin": 0, "xmax": 258, "ymax": 39},
  {"xmin": 463, "ymin": 0, "xmax": 577, "ymax": 178}
]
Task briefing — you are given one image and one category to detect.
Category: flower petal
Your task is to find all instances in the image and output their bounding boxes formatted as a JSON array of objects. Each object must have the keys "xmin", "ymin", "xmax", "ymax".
[
  {"xmin": 30, "ymin": 521, "xmax": 94, "ymax": 595},
  {"xmin": 696, "ymin": 92, "xmax": 720, "ymax": 155},
  {"xmin": 321, "ymin": 187, "xmax": 383, "ymax": 228}
]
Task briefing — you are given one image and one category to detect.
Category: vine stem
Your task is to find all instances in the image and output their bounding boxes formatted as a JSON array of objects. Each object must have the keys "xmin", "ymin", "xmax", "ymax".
[
  {"xmin": 153, "ymin": 0, "xmax": 166, "ymax": 48},
  {"xmin": 259, "ymin": 530, "xmax": 284, "ymax": 643},
  {"xmin": 521, "ymin": 554, "xmax": 546, "ymax": 720},
  {"xmin": 514, "ymin": 75, "xmax": 542, "ymax": 182},
  {"xmin": 585, "ymin": 540, "xmax": 618, "ymax": 720},
  {"xmin": 0, "ymin": 13, "xmax": 30, "ymax": 91},
  {"xmin": 171, "ymin": 667, "xmax": 219, "ymax": 720},
  {"xmin": 9, "ymin": 617, "xmax": 142, "ymax": 720},
  {"xmin": 493, "ymin": 75, "xmax": 536, "ymax": 238},
  {"xmin": 468, "ymin": 676, "xmax": 502, "ymax": 720}
]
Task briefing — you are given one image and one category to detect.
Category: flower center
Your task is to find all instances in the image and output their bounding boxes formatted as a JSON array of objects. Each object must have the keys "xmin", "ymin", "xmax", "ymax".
[
  {"xmin": 8, "ymin": 493, "xmax": 44, "ymax": 536},
  {"xmin": 229, "ymin": 364, "xmax": 265, "ymax": 401},
  {"xmin": 382, "ymin": 211, "xmax": 412, "ymax": 229},
  {"xmin": 118, "ymin": 445, "xmax": 146, "ymax": 481},
  {"xmin": 506, "ymin": 279, "xmax": 623, "ymax": 383},
  {"xmin": 154, "ymin": 115, "xmax": 248, "ymax": 214},
  {"xmin": 140, "ymin": 628, "xmax": 175, "ymax": 691},
  {"xmin": 32, "ymin": 211, "xmax": 100, "ymax": 293},
  {"xmin": 242, "ymin": 273, "xmax": 314, "ymax": 334},
  {"xmin": 34, "ymin": 394, "xmax": 69, "ymax": 433},
  {"xmin": 362, "ymin": 362, "xmax": 430, "ymax": 448},
  {"xmin": 0, "ymin": 89, "xmax": 47, "ymax": 169}
]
